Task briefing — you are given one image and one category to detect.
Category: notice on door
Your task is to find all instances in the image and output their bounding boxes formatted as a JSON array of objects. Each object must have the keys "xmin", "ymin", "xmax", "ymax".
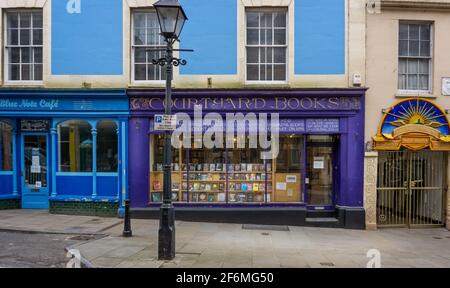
[
  {"xmin": 313, "ymin": 157, "xmax": 325, "ymax": 169},
  {"xmin": 31, "ymin": 148, "xmax": 41, "ymax": 173}
]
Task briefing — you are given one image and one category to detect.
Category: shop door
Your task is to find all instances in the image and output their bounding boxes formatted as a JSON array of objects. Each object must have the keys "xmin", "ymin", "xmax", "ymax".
[
  {"xmin": 21, "ymin": 134, "xmax": 49, "ymax": 209},
  {"xmin": 377, "ymin": 151, "xmax": 446, "ymax": 228},
  {"xmin": 306, "ymin": 136, "xmax": 338, "ymax": 206}
]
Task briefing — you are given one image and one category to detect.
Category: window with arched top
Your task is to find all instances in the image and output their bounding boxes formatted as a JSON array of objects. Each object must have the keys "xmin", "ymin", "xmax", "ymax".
[
  {"xmin": 97, "ymin": 121, "xmax": 118, "ymax": 173},
  {"xmin": 0, "ymin": 121, "xmax": 13, "ymax": 171},
  {"xmin": 57, "ymin": 120, "xmax": 92, "ymax": 172}
]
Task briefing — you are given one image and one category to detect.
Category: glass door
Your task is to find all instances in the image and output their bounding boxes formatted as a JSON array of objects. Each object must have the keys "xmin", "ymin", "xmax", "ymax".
[
  {"xmin": 22, "ymin": 134, "xmax": 49, "ymax": 209},
  {"xmin": 306, "ymin": 136, "xmax": 337, "ymax": 206}
]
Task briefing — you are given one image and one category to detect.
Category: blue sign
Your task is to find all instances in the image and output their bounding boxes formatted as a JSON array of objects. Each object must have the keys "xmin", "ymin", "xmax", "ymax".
[{"xmin": 0, "ymin": 98, "xmax": 127, "ymax": 111}]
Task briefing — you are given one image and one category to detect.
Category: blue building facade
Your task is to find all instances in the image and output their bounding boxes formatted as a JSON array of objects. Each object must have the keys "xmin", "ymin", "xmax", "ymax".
[{"xmin": 0, "ymin": 90, "xmax": 129, "ymax": 216}]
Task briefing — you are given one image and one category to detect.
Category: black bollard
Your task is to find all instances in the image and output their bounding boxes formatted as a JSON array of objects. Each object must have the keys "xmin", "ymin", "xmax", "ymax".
[{"xmin": 123, "ymin": 200, "xmax": 132, "ymax": 237}]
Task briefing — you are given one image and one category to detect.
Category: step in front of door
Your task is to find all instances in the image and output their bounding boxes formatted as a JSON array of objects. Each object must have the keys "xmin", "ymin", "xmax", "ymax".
[{"xmin": 305, "ymin": 217, "xmax": 341, "ymax": 228}]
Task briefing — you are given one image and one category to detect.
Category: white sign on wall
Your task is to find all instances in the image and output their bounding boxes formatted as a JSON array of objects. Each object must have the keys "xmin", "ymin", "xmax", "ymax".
[{"xmin": 442, "ymin": 78, "xmax": 450, "ymax": 96}]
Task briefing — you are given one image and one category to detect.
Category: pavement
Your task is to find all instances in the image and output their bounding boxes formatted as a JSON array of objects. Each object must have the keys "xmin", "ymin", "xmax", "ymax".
[
  {"xmin": 0, "ymin": 210, "xmax": 122, "ymax": 235},
  {"xmin": 0, "ymin": 231, "xmax": 87, "ymax": 268},
  {"xmin": 0, "ymin": 210, "xmax": 449, "ymax": 268}
]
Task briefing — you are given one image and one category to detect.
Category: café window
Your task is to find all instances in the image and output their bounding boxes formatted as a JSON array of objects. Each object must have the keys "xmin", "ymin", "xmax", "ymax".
[
  {"xmin": 5, "ymin": 11, "xmax": 43, "ymax": 82},
  {"xmin": 58, "ymin": 120, "xmax": 92, "ymax": 172},
  {"xmin": 0, "ymin": 121, "xmax": 13, "ymax": 171},
  {"xmin": 97, "ymin": 121, "xmax": 118, "ymax": 173}
]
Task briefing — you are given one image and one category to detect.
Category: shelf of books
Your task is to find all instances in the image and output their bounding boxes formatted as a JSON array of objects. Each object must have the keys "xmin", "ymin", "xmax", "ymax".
[{"xmin": 149, "ymin": 135, "xmax": 303, "ymax": 204}]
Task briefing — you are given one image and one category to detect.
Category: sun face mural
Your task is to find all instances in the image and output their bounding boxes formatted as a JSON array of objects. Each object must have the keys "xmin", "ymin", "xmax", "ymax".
[{"xmin": 373, "ymin": 98, "xmax": 450, "ymax": 151}]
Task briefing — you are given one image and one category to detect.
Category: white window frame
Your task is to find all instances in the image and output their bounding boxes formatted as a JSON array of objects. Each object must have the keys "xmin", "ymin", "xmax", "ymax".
[
  {"xmin": 245, "ymin": 8, "xmax": 288, "ymax": 85},
  {"xmin": 131, "ymin": 9, "xmax": 166, "ymax": 85},
  {"xmin": 3, "ymin": 9, "xmax": 44, "ymax": 85},
  {"xmin": 397, "ymin": 21, "xmax": 433, "ymax": 95}
]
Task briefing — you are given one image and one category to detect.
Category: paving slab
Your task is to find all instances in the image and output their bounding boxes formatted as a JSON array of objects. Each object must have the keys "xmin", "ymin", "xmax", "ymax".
[{"xmin": 0, "ymin": 210, "xmax": 122, "ymax": 235}]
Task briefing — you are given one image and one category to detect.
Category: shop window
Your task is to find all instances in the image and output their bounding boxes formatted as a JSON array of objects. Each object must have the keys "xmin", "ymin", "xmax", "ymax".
[
  {"xmin": 57, "ymin": 120, "xmax": 92, "ymax": 172},
  {"xmin": 97, "ymin": 121, "xmax": 118, "ymax": 173},
  {"xmin": 186, "ymin": 135, "xmax": 227, "ymax": 203},
  {"xmin": 132, "ymin": 11, "xmax": 166, "ymax": 82},
  {"xmin": 0, "ymin": 121, "xmax": 13, "ymax": 171},
  {"xmin": 274, "ymin": 135, "xmax": 303, "ymax": 203},
  {"xmin": 149, "ymin": 134, "xmax": 181, "ymax": 203},
  {"xmin": 228, "ymin": 136, "xmax": 268, "ymax": 203},
  {"xmin": 5, "ymin": 11, "xmax": 43, "ymax": 82},
  {"xmin": 246, "ymin": 10, "xmax": 287, "ymax": 82},
  {"xmin": 398, "ymin": 22, "xmax": 432, "ymax": 92}
]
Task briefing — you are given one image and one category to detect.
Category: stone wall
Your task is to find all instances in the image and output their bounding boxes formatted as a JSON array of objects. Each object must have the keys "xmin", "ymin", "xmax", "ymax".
[{"xmin": 364, "ymin": 152, "xmax": 378, "ymax": 230}]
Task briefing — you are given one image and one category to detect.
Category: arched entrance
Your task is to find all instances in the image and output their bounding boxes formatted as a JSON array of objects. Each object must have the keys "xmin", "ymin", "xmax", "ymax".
[{"xmin": 373, "ymin": 99, "xmax": 448, "ymax": 228}]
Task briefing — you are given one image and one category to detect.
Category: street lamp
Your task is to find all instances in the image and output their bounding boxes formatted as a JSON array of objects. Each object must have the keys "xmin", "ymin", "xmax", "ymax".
[{"xmin": 152, "ymin": 0, "xmax": 188, "ymax": 261}]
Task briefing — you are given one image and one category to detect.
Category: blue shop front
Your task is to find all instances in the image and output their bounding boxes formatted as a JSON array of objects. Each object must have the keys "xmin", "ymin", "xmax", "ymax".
[{"xmin": 0, "ymin": 89, "xmax": 129, "ymax": 216}]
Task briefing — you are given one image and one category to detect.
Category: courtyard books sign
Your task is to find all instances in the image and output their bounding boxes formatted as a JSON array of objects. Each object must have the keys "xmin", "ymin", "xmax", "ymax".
[{"xmin": 131, "ymin": 96, "xmax": 361, "ymax": 112}]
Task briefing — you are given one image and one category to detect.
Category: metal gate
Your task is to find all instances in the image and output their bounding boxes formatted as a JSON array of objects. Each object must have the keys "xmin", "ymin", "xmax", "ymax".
[{"xmin": 377, "ymin": 151, "xmax": 446, "ymax": 228}]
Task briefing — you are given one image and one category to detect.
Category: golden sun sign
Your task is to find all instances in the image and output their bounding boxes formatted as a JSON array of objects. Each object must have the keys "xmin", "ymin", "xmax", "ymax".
[
  {"xmin": 373, "ymin": 98, "xmax": 450, "ymax": 151},
  {"xmin": 387, "ymin": 99, "xmax": 446, "ymax": 129}
]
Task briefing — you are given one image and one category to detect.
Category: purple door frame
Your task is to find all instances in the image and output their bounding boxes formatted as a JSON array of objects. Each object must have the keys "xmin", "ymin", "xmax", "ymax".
[{"xmin": 128, "ymin": 88, "xmax": 366, "ymax": 209}]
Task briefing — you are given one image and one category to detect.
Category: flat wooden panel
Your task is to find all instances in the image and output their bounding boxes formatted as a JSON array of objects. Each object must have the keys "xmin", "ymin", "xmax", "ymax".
[{"xmin": 274, "ymin": 173, "xmax": 301, "ymax": 202}]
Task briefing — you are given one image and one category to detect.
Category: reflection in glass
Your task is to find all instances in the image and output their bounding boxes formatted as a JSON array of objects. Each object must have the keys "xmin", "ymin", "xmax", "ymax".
[
  {"xmin": 97, "ymin": 121, "xmax": 118, "ymax": 173},
  {"xmin": 0, "ymin": 122, "xmax": 13, "ymax": 171},
  {"xmin": 58, "ymin": 120, "xmax": 92, "ymax": 172}
]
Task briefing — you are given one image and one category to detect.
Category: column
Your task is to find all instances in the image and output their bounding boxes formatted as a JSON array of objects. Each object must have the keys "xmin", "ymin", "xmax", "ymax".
[
  {"xmin": 12, "ymin": 129, "xmax": 18, "ymax": 196},
  {"xmin": 364, "ymin": 152, "xmax": 378, "ymax": 230},
  {"xmin": 121, "ymin": 121, "xmax": 128, "ymax": 205},
  {"xmin": 129, "ymin": 117, "xmax": 149, "ymax": 208},
  {"xmin": 91, "ymin": 127, "xmax": 97, "ymax": 198},
  {"xmin": 51, "ymin": 127, "xmax": 57, "ymax": 197}
]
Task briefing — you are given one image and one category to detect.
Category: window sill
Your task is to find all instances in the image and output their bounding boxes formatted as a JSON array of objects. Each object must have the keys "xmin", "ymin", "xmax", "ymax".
[
  {"xmin": 2, "ymin": 81, "xmax": 44, "ymax": 88},
  {"xmin": 395, "ymin": 92, "xmax": 435, "ymax": 99},
  {"xmin": 128, "ymin": 81, "xmax": 166, "ymax": 88},
  {"xmin": 245, "ymin": 81, "xmax": 290, "ymax": 88}
]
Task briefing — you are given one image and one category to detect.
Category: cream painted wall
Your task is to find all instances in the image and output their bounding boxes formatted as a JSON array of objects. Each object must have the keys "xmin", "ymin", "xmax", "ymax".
[
  {"xmin": 0, "ymin": 0, "xmax": 366, "ymax": 89},
  {"xmin": 365, "ymin": 5, "xmax": 450, "ymax": 143}
]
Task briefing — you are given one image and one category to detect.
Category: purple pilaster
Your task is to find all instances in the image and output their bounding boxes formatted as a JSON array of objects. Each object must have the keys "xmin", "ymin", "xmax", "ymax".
[{"xmin": 129, "ymin": 117, "xmax": 149, "ymax": 208}]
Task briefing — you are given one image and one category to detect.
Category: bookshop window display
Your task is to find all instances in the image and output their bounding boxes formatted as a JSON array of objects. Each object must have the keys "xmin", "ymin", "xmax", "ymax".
[{"xmin": 149, "ymin": 134, "xmax": 305, "ymax": 204}]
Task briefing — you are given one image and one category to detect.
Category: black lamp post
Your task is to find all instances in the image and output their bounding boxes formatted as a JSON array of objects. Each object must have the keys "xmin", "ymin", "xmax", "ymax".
[{"xmin": 152, "ymin": 0, "xmax": 188, "ymax": 261}]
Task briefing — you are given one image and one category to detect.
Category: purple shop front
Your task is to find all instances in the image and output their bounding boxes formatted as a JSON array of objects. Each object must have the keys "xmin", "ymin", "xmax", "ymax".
[{"xmin": 128, "ymin": 89, "xmax": 366, "ymax": 229}]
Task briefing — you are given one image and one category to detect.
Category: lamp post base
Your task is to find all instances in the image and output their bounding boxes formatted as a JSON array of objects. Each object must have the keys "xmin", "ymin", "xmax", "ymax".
[{"xmin": 158, "ymin": 203, "xmax": 176, "ymax": 260}]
